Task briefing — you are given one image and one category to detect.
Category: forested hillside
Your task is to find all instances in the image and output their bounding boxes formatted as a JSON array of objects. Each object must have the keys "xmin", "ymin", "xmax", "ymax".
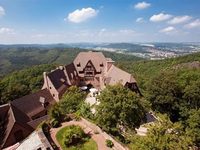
[
  {"xmin": 0, "ymin": 47, "xmax": 142, "ymax": 77},
  {"xmin": 0, "ymin": 64, "xmax": 56, "ymax": 104},
  {"xmin": 117, "ymin": 52, "xmax": 200, "ymax": 149},
  {"xmin": 117, "ymin": 52, "xmax": 200, "ymax": 91}
]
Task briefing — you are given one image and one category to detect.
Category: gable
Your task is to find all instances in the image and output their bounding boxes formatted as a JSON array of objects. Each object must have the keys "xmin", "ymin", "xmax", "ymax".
[
  {"xmin": 73, "ymin": 51, "xmax": 107, "ymax": 73},
  {"xmin": 83, "ymin": 60, "xmax": 97, "ymax": 72},
  {"xmin": 105, "ymin": 65, "xmax": 136, "ymax": 85},
  {"xmin": 3, "ymin": 122, "xmax": 33, "ymax": 148},
  {"xmin": 47, "ymin": 68, "xmax": 68, "ymax": 90}
]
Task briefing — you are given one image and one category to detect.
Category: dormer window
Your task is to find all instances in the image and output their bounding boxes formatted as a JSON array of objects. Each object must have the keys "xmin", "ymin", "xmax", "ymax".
[
  {"xmin": 39, "ymin": 97, "xmax": 46, "ymax": 107},
  {"xmin": 39, "ymin": 97, "xmax": 45, "ymax": 104},
  {"xmin": 60, "ymin": 78, "xmax": 65, "ymax": 83},
  {"xmin": 77, "ymin": 63, "xmax": 81, "ymax": 67}
]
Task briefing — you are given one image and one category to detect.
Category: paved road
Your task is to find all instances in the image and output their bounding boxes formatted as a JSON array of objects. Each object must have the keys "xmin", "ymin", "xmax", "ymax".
[{"xmin": 50, "ymin": 118, "xmax": 129, "ymax": 150}]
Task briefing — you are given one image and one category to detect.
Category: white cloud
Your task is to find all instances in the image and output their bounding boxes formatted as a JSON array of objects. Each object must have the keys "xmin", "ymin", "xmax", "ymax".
[
  {"xmin": 66, "ymin": 7, "xmax": 98, "ymax": 23},
  {"xmin": 0, "ymin": 6, "xmax": 5, "ymax": 17},
  {"xmin": 134, "ymin": 1, "xmax": 151, "ymax": 10},
  {"xmin": 150, "ymin": 13, "xmax": 172, "ymax": 22},
  {"xmin": 185, "ymin": 19, "xmax": 200, "ymax": 29},
  {"xmin": 136, "ymin": 17, "xmax": 144, "ymax": 23},
  {"xmin": 0, "ymin": 27, "xmax": 15, "ymax": 34},
  {"xmin": 160, "ymin": 26, "xmax": 176, "ymax": 33},
  {"xmin": 168, "ymin": 15, "xmax": 192, "ymax": 24}
]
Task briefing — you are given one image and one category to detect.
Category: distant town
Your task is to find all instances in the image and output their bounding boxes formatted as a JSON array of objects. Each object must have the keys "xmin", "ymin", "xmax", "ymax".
[
  {"xmin": 79, "ymin": 42, "xmax": 200, "ymax": 60},
  {"xmin": 1, "ymin": 42, "xmax": 200, "ymax": 60}
]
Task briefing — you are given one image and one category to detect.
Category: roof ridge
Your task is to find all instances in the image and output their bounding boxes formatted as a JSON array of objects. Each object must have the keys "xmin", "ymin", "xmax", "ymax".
[
  {"xmin": 10, "ymin": 103, "xmax": 31, "ymax": 123},
  {"xmin": 1, "ymin": 104, "xmax": 15, "ymax": 148},
  {"xmin": 9, "ymin": 103, "xmax": 16, "ymax": 123}
]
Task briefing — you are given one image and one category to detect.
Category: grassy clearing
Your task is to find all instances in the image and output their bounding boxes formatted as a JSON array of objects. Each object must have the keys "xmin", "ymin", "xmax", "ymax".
[{"xmin": 56, "ymin": 126, "xmax": 97, "ymax": 150}]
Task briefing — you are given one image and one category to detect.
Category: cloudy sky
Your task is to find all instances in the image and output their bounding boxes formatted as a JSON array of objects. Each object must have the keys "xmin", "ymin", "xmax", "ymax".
[{"xmin": 0, "ymin": 0, "xmax": 200, "ymax": 44}]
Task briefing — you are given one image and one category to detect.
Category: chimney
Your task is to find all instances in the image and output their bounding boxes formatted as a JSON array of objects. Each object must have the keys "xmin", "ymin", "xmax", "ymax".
[
  {"xmin": 59, "ymin": 66, "xmax": 64, "ymax": 70},
  {"xmin": 42, "ymin": 72, "xmax": 49, "ymax": 89}
]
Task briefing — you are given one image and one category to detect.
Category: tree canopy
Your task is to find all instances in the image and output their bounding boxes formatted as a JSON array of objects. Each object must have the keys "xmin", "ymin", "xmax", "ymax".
[
  {"xmin": 0, "ymin": 64, "xmax": 56, "ymax": 104},
  {"xmin": 147, "ymin": 68, "xmax": 200, "ymax": 122},
  {"xmin": 130, "ymin": 114, "xmax": 193, "ymax": 150},
  {"xmin": 96, "ymin": 84, "xmax": 148, "ymax": 134},
  {"xmin": 59, "ymin": 86, "xmax": 86, "ymax": 114}
]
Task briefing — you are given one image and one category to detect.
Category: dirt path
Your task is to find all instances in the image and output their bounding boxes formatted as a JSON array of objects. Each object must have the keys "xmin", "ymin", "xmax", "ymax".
[{"xmin": 50, "ymin": 118, "xmax": 129, "ymax": 150}]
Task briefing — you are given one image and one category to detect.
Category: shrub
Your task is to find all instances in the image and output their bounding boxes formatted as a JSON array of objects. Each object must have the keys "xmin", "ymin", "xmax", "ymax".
[
  {"xmin": 50, "ymin": 119, "xmax": 60, "ymax": 128},
  {"xmin": 62, "ymin": 125, "xmax": 86, "ymax": 147},
  {"xmin": 106, "ymin": 139, "xmax": 114, "ymax": 148},
  {"xmin": 63, "ymin": 115, "xmax": 71, "ymax": 122},
  {"xmin": 38, "ymin": 122, "xmax": 49, "ymax": 133},
  {"xmin": 73, "ymin": 113, "xmax": 81, "ymax": 121},
  {"xmin": 78, "ymin": 103, "xmax": 93, "ymax": 119}
]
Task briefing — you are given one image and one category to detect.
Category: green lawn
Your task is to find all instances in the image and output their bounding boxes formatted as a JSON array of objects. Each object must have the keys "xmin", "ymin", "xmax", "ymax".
[{"xmin": 56, "ymin": 126, "xmax": 97, "ymax": 150}]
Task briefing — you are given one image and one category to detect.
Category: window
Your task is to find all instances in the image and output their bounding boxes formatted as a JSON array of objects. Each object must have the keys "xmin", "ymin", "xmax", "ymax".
[
  {"xmin": 100, "ymin": 63, "xmax": 104, "ymax": 67},
  {"xmin": 87, "ymin": 65, "xmax": 92, "ymax": 68},
  {"xmin": 86, "ymin": 72, "xmax": 93, "ymax": 75},
  {"xmin": 77, "ymin": 63, "xmax": 81, "ymax": 67}
]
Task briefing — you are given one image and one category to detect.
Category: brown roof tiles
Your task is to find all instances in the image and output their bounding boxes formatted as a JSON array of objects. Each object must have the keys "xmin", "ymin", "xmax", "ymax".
[
  {"xmin": 11, "ymin": 89, "xmax": 55, "ymax": 119},
  {"xmin": 73, "ymin": 51, "xmax": 108, "ymax": 73},
  {"xmin": 105, "ymin": 65, "xmax": 136, "ymax": 85}
]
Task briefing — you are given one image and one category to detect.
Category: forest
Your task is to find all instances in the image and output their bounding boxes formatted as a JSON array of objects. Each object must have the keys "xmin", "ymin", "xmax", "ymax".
[{"xmin": 0, "ymin": 47, "xmax": 142, "ymax": 77}]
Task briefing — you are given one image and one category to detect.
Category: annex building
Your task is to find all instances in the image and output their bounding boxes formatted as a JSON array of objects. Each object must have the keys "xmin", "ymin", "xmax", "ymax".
[{"xmin": 0, "ymin": 51, "xmax": 140, "ymax": 149}]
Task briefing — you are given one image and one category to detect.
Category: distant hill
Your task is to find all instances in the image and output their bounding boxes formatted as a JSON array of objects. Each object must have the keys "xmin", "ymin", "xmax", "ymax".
[
  {"xmin": 0, "ymin": 46, "xmax": 142, "ymax": 77},
  {"xmin": 117, "ymin": 52, "xmax": 200, "ymax": 91},
  {"xmin": 99, "ymin": 43, "xmax": 149, "ymax": 53}
]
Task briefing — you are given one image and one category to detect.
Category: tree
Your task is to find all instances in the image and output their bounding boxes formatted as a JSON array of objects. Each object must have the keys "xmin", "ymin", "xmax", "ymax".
[
  {"xmin": 185, "ymin": 109, "xmax": 200, "ymax": 147},
  {"xmin": 63, "ymin": 125, "xmax": 86, "ymax": 147},
  {"xmin": 183, "ymin": 79, "xmax": 200, "ymax": 110},
  {"xmin": 77, "ymin": 103, "xmax": 93, "ymax": 119},
  {"xmin": 130, "ymin": 114, "xmax": 192, "ymax": 150},
  {"xmin": 96, "ymin": 84, "xmax": 147, "ymax": 133},
  {"xmin": 147, "ymin": 71, "xmax": 182, "ymax": 121},
  {"xmin": 147, "ymin": 69, "xmax": 200, "ymax": 122},
  {"xmin": 48, "ymin": 103, "xmax": 62, "ymax": 120},
  {"xmin": 0, "ymin": 64, "xmax": 55, "ymax": 104},
  {"xmin": 59, "ymin": 86, "xmax": 86, "ymax": 114}
]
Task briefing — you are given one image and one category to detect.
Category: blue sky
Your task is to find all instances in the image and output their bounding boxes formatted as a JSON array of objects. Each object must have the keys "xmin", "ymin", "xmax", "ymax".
[{"xmin": 0, "ymin": 0, "xmax": 200, "ymax": 44}]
